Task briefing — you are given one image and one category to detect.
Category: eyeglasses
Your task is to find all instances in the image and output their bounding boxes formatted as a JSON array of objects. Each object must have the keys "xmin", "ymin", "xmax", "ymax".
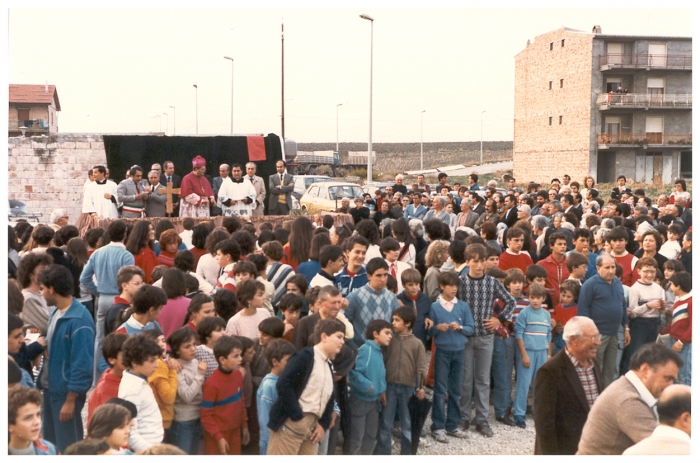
[{"xmin": 578, "ymin": 334, "xmax": 601, "ymax": 342}]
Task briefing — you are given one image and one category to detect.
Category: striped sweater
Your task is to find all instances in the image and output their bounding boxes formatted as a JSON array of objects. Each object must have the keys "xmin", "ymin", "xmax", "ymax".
[
  {"xmin": 514, "ymin": 306, "xmax": 551, "ymax": 351},
  {"xmin": 666, "ymin": 293, "xmax": 692, "ymax": 344},
  {"xmin": 201, "ymin": 367, "xmax": 248, "ymax": 441},
  {"xmin": 458, "ymin": 273, "xmax": 516, "ymax": 336}
]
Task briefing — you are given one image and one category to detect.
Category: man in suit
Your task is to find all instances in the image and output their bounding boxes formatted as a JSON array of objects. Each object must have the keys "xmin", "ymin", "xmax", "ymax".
[
  {"xmin": 159, "ymin": 160, "xmax": 181, "ymax": 217},
  {"xmin": 212, "ymin": 164, "xmax": 230, "ymax": 200},
  {"xmin": 500, "ymin": 194, "xmax": 519, "ymax": 228},
  {"xmin": 245, "ymin": 162, "xmax": 267, "ymax": 217},
  {"xmin": 577, "ymin": 343, "xmax": 682, "ymax": 455},
  {"xmin": 269, "ymin": 160, "xmax": 294, "ymax": 215},
  {"xmin": 622, "ymin": 384, "xmax": 691, "ymax": 455},
  {"xmin": 561, "ymin": 193, "xmax": 583, "ymax": 222},
  {"xmin": 533, "ymin": 316, "xmax": 604, "ymax": 455},
  {"xmin": 145, "ymin": 170, "xmax": 167, "ymax": 217},
  {"xmin": 117, "ymin": 166, "xmax": 149, "ymax": 218}
]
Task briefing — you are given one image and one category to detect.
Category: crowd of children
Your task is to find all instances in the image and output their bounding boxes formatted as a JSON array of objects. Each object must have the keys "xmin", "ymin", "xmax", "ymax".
[{"xmin": 7, "ymin": 172, "xmax": 693, "ymax": 455}]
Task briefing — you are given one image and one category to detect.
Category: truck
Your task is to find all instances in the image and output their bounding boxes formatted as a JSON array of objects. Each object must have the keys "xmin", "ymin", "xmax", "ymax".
[{"xmin": 283, "ymin": 139, "xmax": 376, "ymax": 176}]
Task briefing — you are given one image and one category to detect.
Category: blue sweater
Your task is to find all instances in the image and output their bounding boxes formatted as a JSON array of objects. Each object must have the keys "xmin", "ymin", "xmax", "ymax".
[
  {"xmin": 335, "ymin": 265, "xmax": 369, "ymax": 298},
  {"xmin": 397, "ymin": 290, "xmax": 432, "ymax": 347},
  {"xmin": 80, "ymin": 243, "xmax": 135, "ymax": 296},
  {"xmin": 577, "ymin": 274, "xmax": 629, "ymax": 336},
  {"xmin": 349, "ymin": 340, "xmax": 386, "ymax": 402},
  {"xmin": 257, "ymin": 373, "xmax": 278, "ymax": 455},
  {"xmin": 427, "ymin": 299, "xmax": 475, "ymax": 351},
  {"xmin": 344, "ymin": 284, "xmax": 399, "ymax": 346},
  {"xmin": 514, "ymin": 306, "xmax": 551, "ymax": 351}
]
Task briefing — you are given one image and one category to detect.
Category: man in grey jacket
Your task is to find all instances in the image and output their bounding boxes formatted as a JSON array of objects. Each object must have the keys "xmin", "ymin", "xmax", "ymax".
[{"xmin": 117, "ymin": 166, "xmax": 149, "ymax": 218}]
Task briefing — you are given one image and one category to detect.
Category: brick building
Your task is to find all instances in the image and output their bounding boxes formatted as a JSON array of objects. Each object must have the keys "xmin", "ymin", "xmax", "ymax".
[
  {"xmin": 8, "ymin": 84, "xmax": 61, "ymax": 137},
  {"xmin": 513, "ymin": 26, "xmax": 691, "ymax": 184}
]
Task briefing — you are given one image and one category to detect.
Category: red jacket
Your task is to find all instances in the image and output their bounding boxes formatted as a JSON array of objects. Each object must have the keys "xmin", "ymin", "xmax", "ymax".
[
  {"xmin": 201, "ymin": 368, "xmax": 248, "ymax": 441},
  {"xmin": 134, "ymin": 247, "xmax": 159, "ymax": 284},
  {"xmin": 539, "ymin": 254, "xmax": 570, "ymax": 308},
  {"xmin": 665, "ymin": 293, "xmax": 692, "ymax": 344},
  {"xmin": 87, "ymin": 368, "xmax": 122, "ymax": 428}
]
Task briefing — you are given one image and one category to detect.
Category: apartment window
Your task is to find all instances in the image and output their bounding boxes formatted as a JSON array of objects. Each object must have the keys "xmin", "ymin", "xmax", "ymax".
[
  {"xmin": 560, "ymin": 79, "xmax": 564, "ymax": 88},
  {"xmin": 550, "ymin": 42, "xmax": 554, "ymax": 51},
  {"xmin": 549, "ymin": 81, "xmax": 553, "ymax": 90},
  {"xmin": 561, "ymin": 39, "xmax": 565, "ymax": 47},
  {"xmin": 549, "ymin": 116, "xmax": 553, "ymax": 126},
  {"xmin": 559, "ymin": 116, "xmax": 563, "ymax": 125}
]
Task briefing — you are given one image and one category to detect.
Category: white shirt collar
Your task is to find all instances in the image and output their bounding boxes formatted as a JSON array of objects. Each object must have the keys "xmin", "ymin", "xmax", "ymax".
[
  {"xmin": 625, "ymin": 370, "xmax": 658, "ymax": 410},
  {"xmin": 107, "ymin": 242, "xmax": 126, "ymax": 249}
]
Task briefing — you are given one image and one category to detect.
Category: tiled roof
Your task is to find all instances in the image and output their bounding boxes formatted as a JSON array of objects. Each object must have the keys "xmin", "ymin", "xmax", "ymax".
[{"xmin": 9, "ymin": 84, "xmax": 61, "ymax": 110}]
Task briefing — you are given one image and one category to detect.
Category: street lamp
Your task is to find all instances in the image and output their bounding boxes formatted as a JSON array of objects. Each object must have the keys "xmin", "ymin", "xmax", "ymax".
[
  {"xmin": 193, "ymin": 84, "xmax": 198, "ymax": 134},
  {"xmin": 480, "ymin": 110, "xmax": 486, "ymax": 165},
  {"xmin": 336, "ymin": 103, "xmax": 343, "ymax": 152},
  {"xmin": 224, "ymin": 56, "xmax": 234, "ymax": 135},
  {"xmin": 169, "ymin": 106, "xmax": 176, "ymax": 135},
  {"xmin": 420, "ymin": 110, "xmax": 426, "ymax": 170},
  {"xmin": 360, "ymin": 13, "xmax": 374, "ymax": 183},
  {"xmin": 163, "ymin": 112, "xmax": 168, "ymax": 135}
]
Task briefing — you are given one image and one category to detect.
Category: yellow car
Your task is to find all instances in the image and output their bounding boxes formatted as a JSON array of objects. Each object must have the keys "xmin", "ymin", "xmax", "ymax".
[{"xmin": 299, "ymin": 181, "xmax": 365, "ymax": 215}]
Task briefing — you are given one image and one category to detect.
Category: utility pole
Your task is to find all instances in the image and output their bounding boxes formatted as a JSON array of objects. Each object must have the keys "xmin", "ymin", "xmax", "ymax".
[{"xmin": 281, "ymin": 20, "xmax": 285, "ymax": 141}]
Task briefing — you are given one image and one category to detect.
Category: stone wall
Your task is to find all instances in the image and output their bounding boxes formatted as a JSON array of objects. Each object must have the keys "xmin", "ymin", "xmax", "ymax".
[
  {"xmin": 8, "ymin": 134, "xmax": 106, "ymax": 223},
  {"xmin": 513, "ymin": 28, "xmax": 595, "ymax": 182}
]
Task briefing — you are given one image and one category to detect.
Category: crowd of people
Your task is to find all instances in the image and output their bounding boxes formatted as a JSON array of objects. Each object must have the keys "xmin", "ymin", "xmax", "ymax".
[{"xmin": 7, "ymin": 167, "xmax": 693, "ymax": 456}]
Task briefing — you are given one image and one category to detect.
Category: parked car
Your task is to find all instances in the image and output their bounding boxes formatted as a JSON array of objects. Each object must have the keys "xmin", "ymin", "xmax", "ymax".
[
  {"xmin": 299, "ymin": 181, "xmax": 365, "ymax": 215},
  {"xmin": 290, "ymin": 175, "xmax": 333, "ymax": 210},
  {"xmin": 361, "ymin": 181, "xmax": 394, "ymax": 195}
]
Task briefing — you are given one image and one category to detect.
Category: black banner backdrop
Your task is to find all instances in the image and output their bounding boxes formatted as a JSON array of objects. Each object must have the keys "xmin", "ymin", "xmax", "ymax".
[{"xmin": 103, "ymin": 133, "xmax": 284, "ymax": 214}]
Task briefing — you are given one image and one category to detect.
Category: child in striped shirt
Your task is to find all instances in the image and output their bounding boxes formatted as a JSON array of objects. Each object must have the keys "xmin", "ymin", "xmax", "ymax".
[{"xmin": 513, "ymin": 283, "xmax": 551, "ymax": 429}]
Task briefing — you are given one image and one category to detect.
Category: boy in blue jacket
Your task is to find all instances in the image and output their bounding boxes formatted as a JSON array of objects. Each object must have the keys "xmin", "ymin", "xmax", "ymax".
[
  {"xmin": 257, "ymin": 339, "xmax": 296, "ymax": 454},
  {"xmin": 513, "ymin": 283, "xmax": 551, "ymax": 428},
  {"xmin": 428, "ymin": 272, "xmax": 474, "ymax": 444},
  {"xmin": 348, "ymin": 319, "xmax": 392, "ymax": 455}
]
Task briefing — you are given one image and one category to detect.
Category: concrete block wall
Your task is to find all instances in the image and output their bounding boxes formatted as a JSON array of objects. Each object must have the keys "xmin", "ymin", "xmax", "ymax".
[
  {"xmin": 514, "ymin": 28, "xmax": 597, "ymax": 183},
  {"xmin": 8, "ymin": 134, "xmax": 107, "ymax": 223}
]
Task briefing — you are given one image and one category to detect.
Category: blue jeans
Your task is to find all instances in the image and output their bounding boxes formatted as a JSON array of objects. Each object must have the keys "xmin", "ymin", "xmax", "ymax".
[
  {"xmin": 170, "ymin": 418, "xmax": 201, "ymax": 455},
  {"xmin": 42, "ymin": 392, "xmax": 87, "ymax": 453},
  {"xmin": 676, "ymin": 341, "xmax": 692, "ymax": 386},
  {"xmin": 514, "ymin": 348, "xmax": 547, "ymax": 417},
  {"xmin": 93, "ymin": 294, "xmax": 117, "ymax": 385},
  {"xmin": 432, "ymin": 348, "xmax": 464, "ymax": 432},
  {"xmin": 619, "ymin": 317, "xmax": 659, "ymax": 375},
  {"xmin": 376, "ymin": 383, "xmax": 413, "ymax": 455},
  {"xmin": 491, "ymin": 336, "xmax": 516, "ymax": 418}
]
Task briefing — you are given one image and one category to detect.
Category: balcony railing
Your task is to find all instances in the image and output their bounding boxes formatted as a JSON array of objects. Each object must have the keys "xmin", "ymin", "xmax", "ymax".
[
  {"xmin": 599, "ymin": 53, "xmax": 692, "ymax": 70},
  {"xmin": 597, "ymin": 93, "xmax": 692, "ymax": 109},
  {"xmin": 597, "ymin": 132, "xmax": 692, "ymax": 146},
  {"xmin": 8, "ymin": 120, "xmax": 49, "ymax": 133}
]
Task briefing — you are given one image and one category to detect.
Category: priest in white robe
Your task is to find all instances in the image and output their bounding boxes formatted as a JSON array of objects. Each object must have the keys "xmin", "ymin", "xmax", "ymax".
[
  {"xmin": 217, "ymin": 163, "xmax": 257, "ymax": 218},
  {"xmin": 82, "ymin": 165, "xmax": 119, "ymax": 219}
]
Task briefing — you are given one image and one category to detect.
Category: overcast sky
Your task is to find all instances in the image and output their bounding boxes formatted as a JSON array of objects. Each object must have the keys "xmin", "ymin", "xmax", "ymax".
[{"xmin": 5, "ymin": 2, "xmax": 693, "ymax": 143}]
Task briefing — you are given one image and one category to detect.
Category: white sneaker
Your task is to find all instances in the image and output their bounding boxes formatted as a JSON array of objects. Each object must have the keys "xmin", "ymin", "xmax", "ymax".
[
  {"xmin": 431, "ymin": 429, "xmax": 449, "ymax": 443},
  {"xmin": 447, "ymin": 428, "xmax": 468, "ymax": 439}
]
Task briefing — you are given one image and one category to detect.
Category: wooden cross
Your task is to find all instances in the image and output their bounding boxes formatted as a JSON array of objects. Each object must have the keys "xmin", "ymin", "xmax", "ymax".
[{"xmin": 157, "ymin": 182, "xmax": 181, "ymax": 215}]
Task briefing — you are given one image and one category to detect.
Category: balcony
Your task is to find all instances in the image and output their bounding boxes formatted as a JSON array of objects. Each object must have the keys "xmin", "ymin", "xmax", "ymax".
[
  {"xmin": 9, "ymin": 119, "xmax": 50, "ymax": 135},
  {"xmin": 599, "ymin": 53, "xmax": 692, "ymax": 70},
  {"xmin": 597, "ymin": 132, "xmax": 692, "ymax": 148},
  {"xmin": 597, "ymin": 93, "xmax": 692, "ymax": 110}
]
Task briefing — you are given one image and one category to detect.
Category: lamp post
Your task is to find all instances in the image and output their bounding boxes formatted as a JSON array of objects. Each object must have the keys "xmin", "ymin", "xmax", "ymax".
[
  {"xmin": 193, "ymin": 84, "xmax": 198, "ymax": 134},
  {"xmin": 163, "ymin": 112, "xmax": 168, "ymax": 135},
  {"xmin": 360, "ymin": 13, "xmax": 374, "ymax": 183},
  {"xmin": 169, "ymin": 106, "xmax": 176, "ymax": 135},
  {"xmin": 336, "ymin": 103, "xmax": 343, "ymax": 152},
  {"xmin": 224, "ymin": 56, "xmax": 234, "ymax": 135},
  {"xmin": 420, "ymin": 110, "xmax": 426, "ymax": 170},
  {"xmin": 480, "ymin": 110, "xmax": 486, "ymax": 165}
]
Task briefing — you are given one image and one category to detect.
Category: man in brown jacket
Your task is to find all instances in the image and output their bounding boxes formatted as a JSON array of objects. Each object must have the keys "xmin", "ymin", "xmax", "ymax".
[
  {"xmin": 576, "ymin": 343, "xmax": 683, "ymax": 455},
  {"xmin": 533, "ymin": 316, "xmax": 604, "ymax": 455}
]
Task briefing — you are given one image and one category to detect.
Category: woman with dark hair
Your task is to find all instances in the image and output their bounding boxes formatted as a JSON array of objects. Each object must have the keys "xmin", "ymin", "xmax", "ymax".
[
  {"xmin": 189, "ymin": 224, "xmax": 210, "ymax": 268},
  {"xmin": 631, "ymin": 229, "xmax": 667, "ymax": 284},
  {"xmin": 156, "ymin": 229, "xmax": 182, "ymax": 268},
  {"xmin": 669, "ymin": 178, "xmax": 690, "ymax": 205},
  {"xmin": 330, "ymin": 222, "xmax": 353, "ymax": 249},
  {"xmin": 8, "ymin": 225, "xmax": 21, "ymax": 278},
  {"xmin": 296, "ymin": 232, "xmax": 332, "ymax": 284},
  {"xmin": 373, "ymin": 200, "xmax": 394, "ymax": 226},
  {"xmin": 54, "ymin": 225, "xmax": 80, "ymax": 249},
  {"xmin": 183, "ymin": 293, "xmax": 215, "ymax": 329},
  {"xmin": 153, "ymin": 219, "xmax": 188, "ymax": 256},
  {"xmin": 19, "ymin": 225, "xmax": 54, "ymax": 257},
  {"xmin": 66, "ymin": 236, "xmax": 90, "ymax": 299},
  {"xmin": 281, "ymin": 216, "xmax": 314, "ymax": 272},
  {"xmin": 157, "ymin": 268, "xmax": 190, "ymax": 340},
  {"xmin": 126, "ymin": 221, "xmax": 159, "ymax": 283},
  {"xmin": 232, "ymin": 230, "xmax": 256, "ymax": 257},
  {"xmin": 14, "ymin": 222, "xmax": 34, "ymax": 251},
  {"xmin": 355, "ymin": 219, "xmax": 382, "ymax": 263},
  {"xmin": 196, "ymin": 227, "xmax": 230, "ymax": 288},
  {"xmin": 17, "ymin": 252, "xmax": 54, "ymax": 333},
  {"xmin": 391, "ymin": 217, "xmax": 416, "ymax": 268},
  {"xmin": 480, "ymin": 221, "xmax": 502, "ymax": 251},
  {"xmin": 213, "ymin": 288, "xmax": 239, "ymax": 320}
]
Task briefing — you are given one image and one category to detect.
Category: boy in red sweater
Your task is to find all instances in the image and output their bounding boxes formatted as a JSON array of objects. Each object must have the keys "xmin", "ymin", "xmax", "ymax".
[
  {"xmin": 87, "ymin": 333, "xmax": 128, "ymax": 427},
  {"xmin": 498, "ymin": 227, "xmax": 533, "ymax": 275},
  {"xmin": 551, "ymin": 280, "xmax": 579, "ymax": 355},
  {"xmin": 664, "ymin": 271, "xmax": 692, "ymax": 386},
  {"xmin": 202, "ymin": 335, "xmax": 249, "ymax": 455}
]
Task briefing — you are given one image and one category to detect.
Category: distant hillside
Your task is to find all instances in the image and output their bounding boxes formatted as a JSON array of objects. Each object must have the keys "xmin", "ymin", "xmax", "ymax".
[{"xmin": 296, "ymin": 141, "xmax": 513, "ymax": 173}]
